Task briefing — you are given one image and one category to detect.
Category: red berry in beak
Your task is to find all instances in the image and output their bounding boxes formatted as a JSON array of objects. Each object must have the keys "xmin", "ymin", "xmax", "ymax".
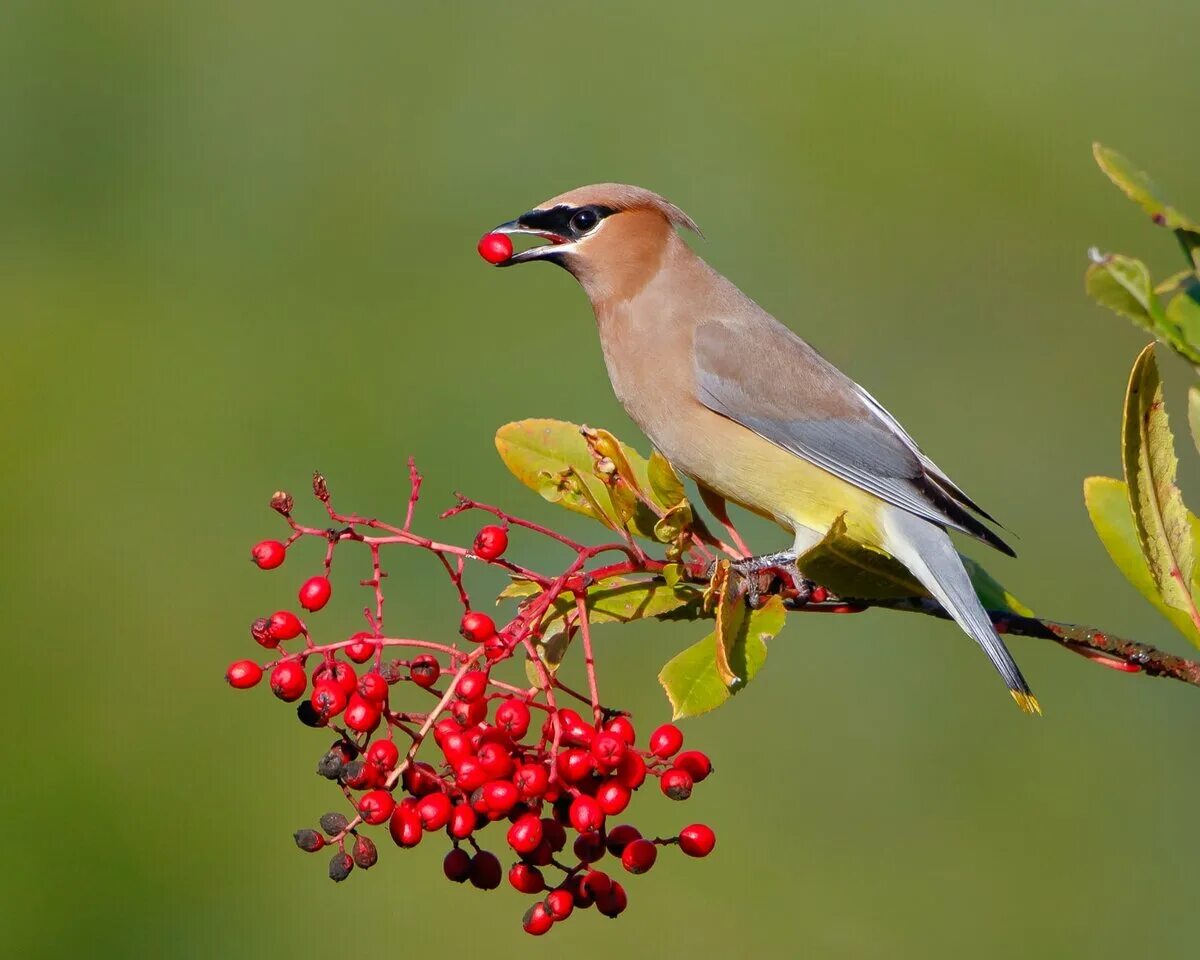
[{"xmin": 477, "ymin": 232, "xmax": 513, "ymax": 264}]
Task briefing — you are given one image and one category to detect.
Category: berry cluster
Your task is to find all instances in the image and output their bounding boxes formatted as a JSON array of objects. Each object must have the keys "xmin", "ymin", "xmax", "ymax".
[{"xmin": 226, "ymin": 468, "xmax": 716, "ymax": 934}]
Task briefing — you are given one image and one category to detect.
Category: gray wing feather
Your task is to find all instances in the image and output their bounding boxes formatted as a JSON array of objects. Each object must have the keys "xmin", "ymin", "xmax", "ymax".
[{"xmin": 693, "ymin": 318, "xmax": 1012, "ymax": 552}]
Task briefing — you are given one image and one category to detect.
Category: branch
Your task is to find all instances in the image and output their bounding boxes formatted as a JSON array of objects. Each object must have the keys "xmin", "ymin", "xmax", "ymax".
[{"xmin": 814, "ymin": 594, "xmax": 1200, "ymax": 688}]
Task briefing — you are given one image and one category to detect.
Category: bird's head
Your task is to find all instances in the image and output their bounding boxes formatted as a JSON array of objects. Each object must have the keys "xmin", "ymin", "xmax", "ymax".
[{"xmin": 488, "ymin": 183, "xmax": 701, "ymax": 300}]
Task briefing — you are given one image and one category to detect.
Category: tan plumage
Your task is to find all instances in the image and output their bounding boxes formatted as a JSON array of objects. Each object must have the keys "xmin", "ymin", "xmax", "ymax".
[{"xmin": 491, "ymin": 185, "xmax": 1039, "ymax": 714}]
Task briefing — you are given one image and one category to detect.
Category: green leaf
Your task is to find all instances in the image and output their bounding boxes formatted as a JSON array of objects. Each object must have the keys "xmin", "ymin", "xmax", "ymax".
[
  {"xmin": 1190, "ymin": 386, "xmax": 1200, "ymax": 457},
  {"xmin": 960, "ymin": 558, "xmax": 1034, "ymax": 617},
  {"xmin": 1121, "ymin": 344, "xmax": 1198, "ymax": 615},
  {"xmin": 1093, "ymin": 143, "xmax": 1200, "ymax": 233},
  {"xmin": 1166, "ymin": 285, "xmax": 1200, "ymax": 359},
  {"xmin": 1085, "ymin": 254, "xmax": 1200, "ymax": 364},
  {"xmin": 496, "ymin": 419, "xmax": 695, "ymax": 541},
  {"xmin": 497, "ymin": 577, "xmax": 541, "ymax": 602},
  {"xmin": 1084, "ymin": 475, "xmax": 1200, "ymax": 648},
  {"xmin": 658, "ymin": 596, "xmax": 784, "ymax": 719}
]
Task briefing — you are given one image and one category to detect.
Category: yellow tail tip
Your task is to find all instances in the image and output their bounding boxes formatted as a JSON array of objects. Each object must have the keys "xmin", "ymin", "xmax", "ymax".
[{"xmin": 1011, "ymin": 691, "xmax": 1043, "ymax": 716}]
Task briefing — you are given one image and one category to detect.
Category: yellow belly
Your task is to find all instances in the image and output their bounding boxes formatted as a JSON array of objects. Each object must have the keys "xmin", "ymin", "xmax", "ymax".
[{"xmin": 658, "ymin": 407, "xmax": 887, "ymax": 548}]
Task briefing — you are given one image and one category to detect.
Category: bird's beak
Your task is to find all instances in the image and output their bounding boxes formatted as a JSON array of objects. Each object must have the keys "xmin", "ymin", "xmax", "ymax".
[{"xmin": 490, "ymin": 216, "xmax": 573, "ymax": 266}]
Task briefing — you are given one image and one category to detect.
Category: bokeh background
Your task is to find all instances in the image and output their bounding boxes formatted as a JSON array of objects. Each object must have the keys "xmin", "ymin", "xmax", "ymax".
[{"xmin": 4, "ymin": 2, "xmax": 1200, "ymax": 957}]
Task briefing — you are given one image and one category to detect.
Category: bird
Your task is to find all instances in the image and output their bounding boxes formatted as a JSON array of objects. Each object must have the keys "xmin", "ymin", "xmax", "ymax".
[{"xmin": 486, "ymin": 184, "xmax": 1039, "ymax": 714}]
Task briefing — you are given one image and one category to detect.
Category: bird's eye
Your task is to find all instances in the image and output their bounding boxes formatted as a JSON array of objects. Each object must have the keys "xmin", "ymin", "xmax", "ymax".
[{"xmin": 570, "ymin": 208, "xmax": 599, "ymax": 234}]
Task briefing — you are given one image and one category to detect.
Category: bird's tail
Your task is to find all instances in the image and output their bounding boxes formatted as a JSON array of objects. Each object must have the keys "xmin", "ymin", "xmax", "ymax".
[{"xmin": 881, "ymin": 508, "xmax": 1041, "ymax": 716}]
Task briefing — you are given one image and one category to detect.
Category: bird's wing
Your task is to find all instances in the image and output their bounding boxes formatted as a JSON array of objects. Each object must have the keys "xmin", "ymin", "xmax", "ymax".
[{"xmin": 692, "ymin": 317, "xmax": 1013, "ymax": 555}]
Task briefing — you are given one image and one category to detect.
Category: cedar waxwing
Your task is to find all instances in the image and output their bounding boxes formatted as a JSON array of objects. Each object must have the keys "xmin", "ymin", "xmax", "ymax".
[{"xmin": 489, "ymin": 184, "xmax": 1040, "ymax": 714}]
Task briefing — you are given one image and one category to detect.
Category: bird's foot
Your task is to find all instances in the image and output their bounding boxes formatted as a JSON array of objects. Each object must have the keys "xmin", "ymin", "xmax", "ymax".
[{"xmin": 709, "ymin": 550, "xmax": 815, "ymax": 608}]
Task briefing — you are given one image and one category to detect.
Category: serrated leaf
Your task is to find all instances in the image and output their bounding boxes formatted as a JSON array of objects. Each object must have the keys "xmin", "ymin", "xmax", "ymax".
[
  {"xmin": 658, "ymin": 595, "xmax": 784, "ymax": 719},
  {"xmin": 1084, "ymin": 475, "xmax": 1200, "ymax": 648},
  {"xmin": 1121, "ymin": 344, "xmax": 1198, "ymax": 616},
  {"xmin": 1093, "ymin": 143, "xmax": 1200, "ymax": 233}
]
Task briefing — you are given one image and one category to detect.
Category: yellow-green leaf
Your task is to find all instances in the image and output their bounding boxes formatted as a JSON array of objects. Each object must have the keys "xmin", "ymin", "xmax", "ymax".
[
  {"xmin": 1084, "ymin": 475, "xmax": 1200, "ymax": 648},
  {"xmin": 648, "ymin": 451, "xmax": 685, "ymax": 509},
  {"xmin": 658, "ymin": 595, "xmax": 784, "ymax": 719},
  {"xmin": 496, "ymin": 419, "xmax": 688, "ymax": 540},
  {"xmin": 1093, "ymin": 143, "xmax": 1200, "ymax": 233},
  {"xmin": 1190, "ymin": 386, "xmax": 1200, "ymax": 457},
  {"xmin": 1121, "ymin": 344, "xmax": 1198, "ymax": 615},
  {"xmin": 1166, "ymin": 286, "xmax": 1200, "ymax": 360}
]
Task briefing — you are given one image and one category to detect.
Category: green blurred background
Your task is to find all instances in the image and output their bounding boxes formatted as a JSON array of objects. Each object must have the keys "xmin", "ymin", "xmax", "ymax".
[{"xmin": 4, "ymin": 1, "xmax": 1199, "ymax": 956}]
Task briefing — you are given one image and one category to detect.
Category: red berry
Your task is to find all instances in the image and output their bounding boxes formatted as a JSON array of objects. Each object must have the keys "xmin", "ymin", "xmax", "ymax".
[
  {"xmin": 595, "ymin": 880, "xmax": 628, "ymax": 918},
  {"xmin": 298, "ymin": 575, "xmax": 332, "ymax": 612},
  {"xmin": 679, "ymin": 823, "xmax": 716, "ymax": 858},
  {"xmin": 251, "ymin": 539, "xmax": 287, "ymax": 570},
  {"xmin": 556, "ymin": 748, "xmax": 594, "ymax": 784},
  {"xmin": 268, "ymin": 610, "xmax": 303, "ymax": 642},
  {"xmin": 453, "ymin": 757, "xmax": 487, "ymax": 792},
  {"xmin": 345, "ymin": 632, "xmax": 376, "ymax": 663},
  {"xmin": 544, "ymin": 889, "xmax": 574, "ymax": 921},
  {"xmin": 460, "ymin": 611, "xmax": 496, "ymax": 643},
  {"xmin": 311, "ymin": 681, "xmax": 347, "ymax": 719},
  {"xmin": 473, "ymin": 524, "xmax": 509, "ymax": 560},
  {"xmin": 568, "ymin": 795, "xmax": 604, "ymax": 834},
  {"xmin": 649, "ymin": 723, "xmax": 683, "ymax": 759},
  {"xmin": 477, "ymin": 232, "xmax": 514, "ymax": 265},
  {"xmin": 615, "ymin": 749, "xmax": 646, "ymax": 789},
  {"xmin": 596, "ymin": 779, "xmax": 631, "ymax": 816},
  {"xmin": 660, "ymin": 766, "xmax": 693, "ymax": 801},
  {"xmin": 605, "ymin": 823, "xmax": 642, "ymax": 857},
  {"xmin": 507, "ymin": 814, "xmax": 544, "ymax": 855},
  {"xmin": 554, "ymin": 709, "xmax": 594, "ymax": 746},
  {"xmin": 443, "ymin": 847, "xmax": 472, "ymax": 882},
  {"xmin": 343, "ymin": 694, "xmax": 381, "ymax": 733},
  {"xmin": 514, "ymin": 763, "xmax": 549, "ymax": 800},
  {"xmin": 357, "ymin": 672, "xmax": 389, "ymax": 703},
  {"xmin": 225, "ymin": 660, "xmax": 262, "ymax": 689},
  {"xmin": 352, "ymin": 835, "xmax": 378, "ymax": 869},
  {"xmin": 573, "ymin": 831, "xmax": 605, "ymax": 863},
  {"xmin": 482, "ymin": 779, "xmax": 519, "ymax": 814},
  {"xmin": 604, "ymin": 716, "xmax": 636, "ymax": 745},
  {"xmin": 366, "ymin": 739, "xmax": 399, "ymax": 771},
  {"xmin": 455, "ymin": 669, "xmax": 488, "ymax": 703},
  {"xmin": 451, "ymin": 698, "xmax": 487, "ymax": 726},
  {"xmin": 674, "ymin": 750, "xmax": 712, "ymax": 783},
  {"xmin": 409, "ymin": 654, "xmax": 440, "ymax": 687},
  {"xmin": 477, "ymin": 741, "xmax": 514, "ymax": 780},
  {"xmin": 590, "ymin": 731, "xmax": 626, "ymax": 769},
  {"xmin": 541, "ymin": 818, "xmax": 567, "ymax": 853},
  {"xmin": 621, "ymin": 838, "xmax": 657, "ymax": 874},
  {"xmin": 403, "ymin": 761, "xmax": 439, "ymax": 797},
  {"xmin": 439, "ymin": 730, "xmax": 472, "ymax": 763},
  {"xmin": 521, "ymin": 901, "xmax": 554, "ymax": 936},
  {"xmin": 449, "ymin": 802, "xmax": 477, "ymax": 840},
  {"xmin": 581, "ymin": 869, "xmax": 612, "ymax": 898},
  {"xmin": 388, "ymin": 805, "xmax": 423, "ymax": 848},
  {"xmin": 509, "ymin": 862, "xmax": 545, "ymax": 895},
  {"xmin": 341, "ymin": 760, "xmax": 376, "ymax": 790},
  {"xmin": 495, "ymin": 698, "xmax": 531, "ymax": 739},
  {"xmin": 312, "ymin": 660, "xmax": 357, "ymax": 694},
  {"xmin": 416, "ymin": 792, "xmax": 453, "ymax": 831},
  {"xmin": 357, "ymin": 789, "xmax": 396, "ymax": 825},
  {"xmin": 469, "ymin": 850, "xmax": 502, "ymax": 890}
]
